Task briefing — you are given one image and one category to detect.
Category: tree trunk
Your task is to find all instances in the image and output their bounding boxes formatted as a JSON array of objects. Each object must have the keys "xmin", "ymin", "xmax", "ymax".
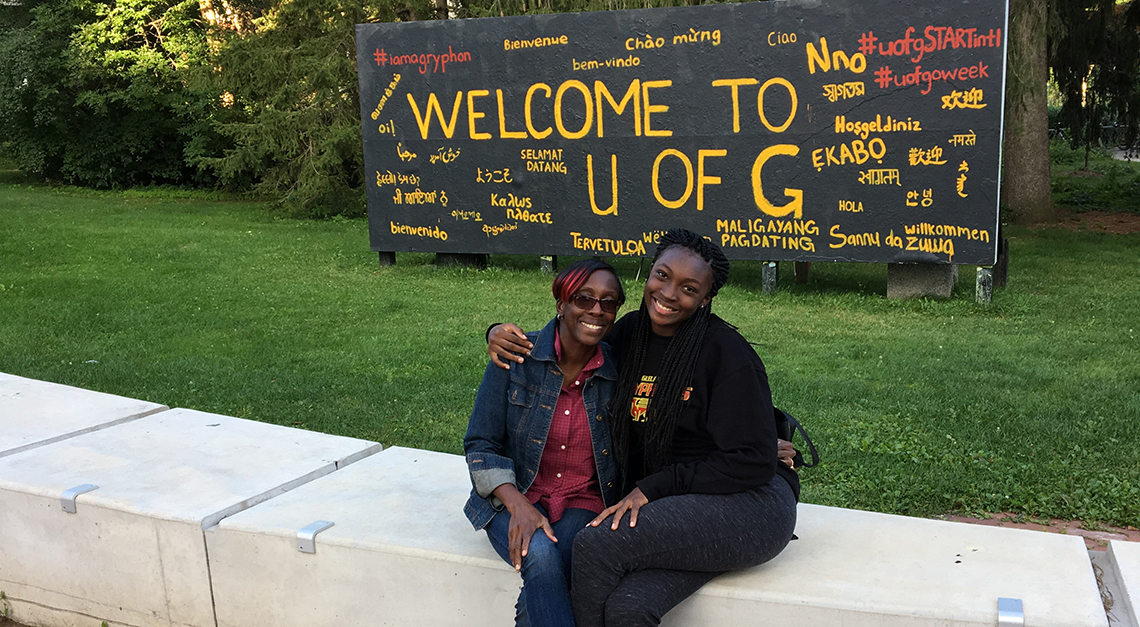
[{"xmin": 1002, "ymin": 0, "xmax": 1056, "ymax": 224}]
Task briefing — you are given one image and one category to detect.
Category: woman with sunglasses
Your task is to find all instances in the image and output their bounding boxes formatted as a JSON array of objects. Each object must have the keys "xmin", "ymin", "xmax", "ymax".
[
  {"xmin": 464, "ymin": 259, "xmax": 627, "ymax": 627},
  {"xmin": 487, "ymin": 230, "xmax": 799, "ymax": 627}
]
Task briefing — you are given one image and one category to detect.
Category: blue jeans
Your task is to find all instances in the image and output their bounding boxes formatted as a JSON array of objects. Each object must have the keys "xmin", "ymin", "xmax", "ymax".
[{"xmin": 486, "ymin": 504, "xmax": 598, "ymax": 627}]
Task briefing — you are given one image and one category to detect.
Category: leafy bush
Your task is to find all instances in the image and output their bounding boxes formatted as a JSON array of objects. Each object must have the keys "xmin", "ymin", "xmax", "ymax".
[
  {"xmin": 0, "ymin": 0, "xmax": 215, "ymax": 187},
  {"xmin": 1050, "ymin": 140, "xmax": 1140, "ymax": 212},
  {"xmin": 1049, "ymin": 138, "xmax": 1085, "ymax": 166}
]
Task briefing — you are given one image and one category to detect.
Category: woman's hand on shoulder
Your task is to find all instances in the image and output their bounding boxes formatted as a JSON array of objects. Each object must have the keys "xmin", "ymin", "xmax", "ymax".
[
  {"xmin": 590, "ymin": 487, "xmax": 648, "ymax": 530},
  {"xmin": 488, "ymin": 323, "xmax": 532, "ymax": 370}
]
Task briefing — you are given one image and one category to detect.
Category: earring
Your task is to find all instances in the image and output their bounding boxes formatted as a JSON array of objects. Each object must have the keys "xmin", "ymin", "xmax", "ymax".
[{"xmin": 557, "ymin": 313, "xmax": 564, "ymax": 320}]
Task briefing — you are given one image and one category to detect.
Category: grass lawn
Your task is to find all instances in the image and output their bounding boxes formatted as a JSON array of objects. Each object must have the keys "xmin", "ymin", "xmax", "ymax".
[{"xmin": 1, "ymin": 176, "xmax": 1138, "ymax": 527}]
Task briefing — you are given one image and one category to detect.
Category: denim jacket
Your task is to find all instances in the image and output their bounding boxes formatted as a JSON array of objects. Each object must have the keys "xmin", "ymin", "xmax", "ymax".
[{"xmin": 463, "ymin": 317, "xmax": 620, "ymax": 530}]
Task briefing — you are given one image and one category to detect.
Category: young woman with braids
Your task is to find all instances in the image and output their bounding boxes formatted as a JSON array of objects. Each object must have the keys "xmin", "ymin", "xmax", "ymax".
[
  {"xmin": 487, "ymin": 229, "xmax": 798, "ymax": 626},
  {"xmin": 465, "ymin": 259, "xmax": 627, "ymax": 627}
]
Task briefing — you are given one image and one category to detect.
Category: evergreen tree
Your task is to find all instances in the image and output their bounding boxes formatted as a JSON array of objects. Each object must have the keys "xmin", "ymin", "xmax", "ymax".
[
  {"xmin": 1051, "ymin": 0, "xmax": 1139, "ymax": 166},
  {"xmin": 192, "ymin": 0, "xmax": 432, "ymax": 217},
  {"xmin": 1092, "ymin": 0, "xmax": 1139, "ymax": 156}
]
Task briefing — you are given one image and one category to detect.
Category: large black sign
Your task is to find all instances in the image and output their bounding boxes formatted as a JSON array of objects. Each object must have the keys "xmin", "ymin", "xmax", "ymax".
[{"xmin": 356, "ymin": 0, "xmax": 1007, "ymax": 264}]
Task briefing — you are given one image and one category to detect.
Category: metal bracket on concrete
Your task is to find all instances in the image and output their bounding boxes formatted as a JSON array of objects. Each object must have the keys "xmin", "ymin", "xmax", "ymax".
[
  {"xmin": 61, "ymin": 484, "xmax": 99, "ymax": 514},
  {"xmin": 997, "ymin": 597, "xmax": 1024, "ymax": 626},
  {"xmin": 297, "ymin": 520, "xmax": 335, "ymax": 554}
]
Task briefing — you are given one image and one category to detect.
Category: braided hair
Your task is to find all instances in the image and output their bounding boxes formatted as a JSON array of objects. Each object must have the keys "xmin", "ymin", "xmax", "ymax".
[{"xmin": 609, "ymin": 229, "xmax": 731, "ymax": 482}]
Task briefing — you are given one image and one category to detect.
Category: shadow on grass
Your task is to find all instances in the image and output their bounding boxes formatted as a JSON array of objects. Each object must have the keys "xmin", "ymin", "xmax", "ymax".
[
  {"xmin": 0, "ymin": 167, "xmax": 32, "ymax": 186},
  {"xmin": 0, "ymin": 159, "xmax": 247, "ymax": 203}
]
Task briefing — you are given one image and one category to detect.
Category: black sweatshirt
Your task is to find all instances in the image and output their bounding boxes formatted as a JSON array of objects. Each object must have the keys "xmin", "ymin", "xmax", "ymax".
[{"xmin": 606, "ymin": 311, "xmax": 800, "ymax": 501}]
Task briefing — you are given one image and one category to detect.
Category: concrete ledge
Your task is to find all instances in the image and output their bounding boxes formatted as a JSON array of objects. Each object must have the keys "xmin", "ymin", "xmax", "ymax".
[
  {"xmin": 206, "ymin": 447, "xmax": 1108, "ymax": 627},
  {"xmin": 0, "ymin": 373, "xmax": 1114, "ymax": 627},
  {"xmin": 207, "ymin": 447, "xmax": 516, "ymax": 627},
  {"xmin": 666, "ymin": 504, "xmax": 1106, "ymax": 627},
  {"xmin": 0, "ymin": 409, "xmax": 381, "ymax": 627},
  {"xmin": 0, "ymin": 372, "xmax": 168, "ymax": 458},
  {"xmin": 1110, "ymin": 540, "xmax": 1140, "ymax": 626}
]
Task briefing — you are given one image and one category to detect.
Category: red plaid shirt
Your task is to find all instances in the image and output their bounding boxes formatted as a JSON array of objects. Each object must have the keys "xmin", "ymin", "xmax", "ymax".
[{"xmin": 526, "ymin": 329, "xmax": 607, "ymax": 522}]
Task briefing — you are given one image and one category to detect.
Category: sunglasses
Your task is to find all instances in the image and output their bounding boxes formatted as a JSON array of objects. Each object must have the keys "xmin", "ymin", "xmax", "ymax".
[{"xmin": 569, "ymin": 293, "xmax": 621, "ymax": 314}]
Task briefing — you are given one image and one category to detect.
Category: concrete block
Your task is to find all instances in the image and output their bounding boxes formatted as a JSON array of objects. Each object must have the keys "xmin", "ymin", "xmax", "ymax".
[
  {"xmin": 1089, "ymin": 550, "xmax": 1135, "ymax": 627},
  {"xmin": 207, "ymin": 446, "xmax": 1106, "ymax": 627},
  {"xmin": 0, "ymin": 408, "xmax": 381, "ymax": 627},
  {"xmin": 206, "ymin": 446, "xmax": 516, "ymax": 627},
  {"xmin": 887, "ymin": 263, "xmax": 959, "ymax": 299},
  {"xmin": 0, "ymin": 372, "xmax": 167, "ymax": 457},
  {"xmin": 1109, "ymin": 540, "xmax": 1140, "ymax": 626},
  {"xmin": 663, "ymin": 504, "xmax": 1107, "ymax": 627},
  {"xmin": 761, "ymin": 261, "xmax": 778, "ymax": 294},
  {"xmin": 977, "ymin": 266, "xmax": 994, "ymax": 305},
  {"xmin": 540, "ymin": 255, "xmax": 558, "ymax": 274}
]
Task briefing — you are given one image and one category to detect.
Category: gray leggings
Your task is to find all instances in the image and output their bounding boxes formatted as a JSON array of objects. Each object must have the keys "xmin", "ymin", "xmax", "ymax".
[{"xmin": 570, "ymin": 475, "xmax": 797, "ymax": 627}]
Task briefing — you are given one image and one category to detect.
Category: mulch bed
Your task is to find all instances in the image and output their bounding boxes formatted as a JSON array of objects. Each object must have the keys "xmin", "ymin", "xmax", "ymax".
[
  {"xmin": 1035, "ymin": 209, "xmax": 1140, "ymax": 235},
  {"xmin": 946, "ymin": 513, "xmax": 1140, "ymax": 550}
]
